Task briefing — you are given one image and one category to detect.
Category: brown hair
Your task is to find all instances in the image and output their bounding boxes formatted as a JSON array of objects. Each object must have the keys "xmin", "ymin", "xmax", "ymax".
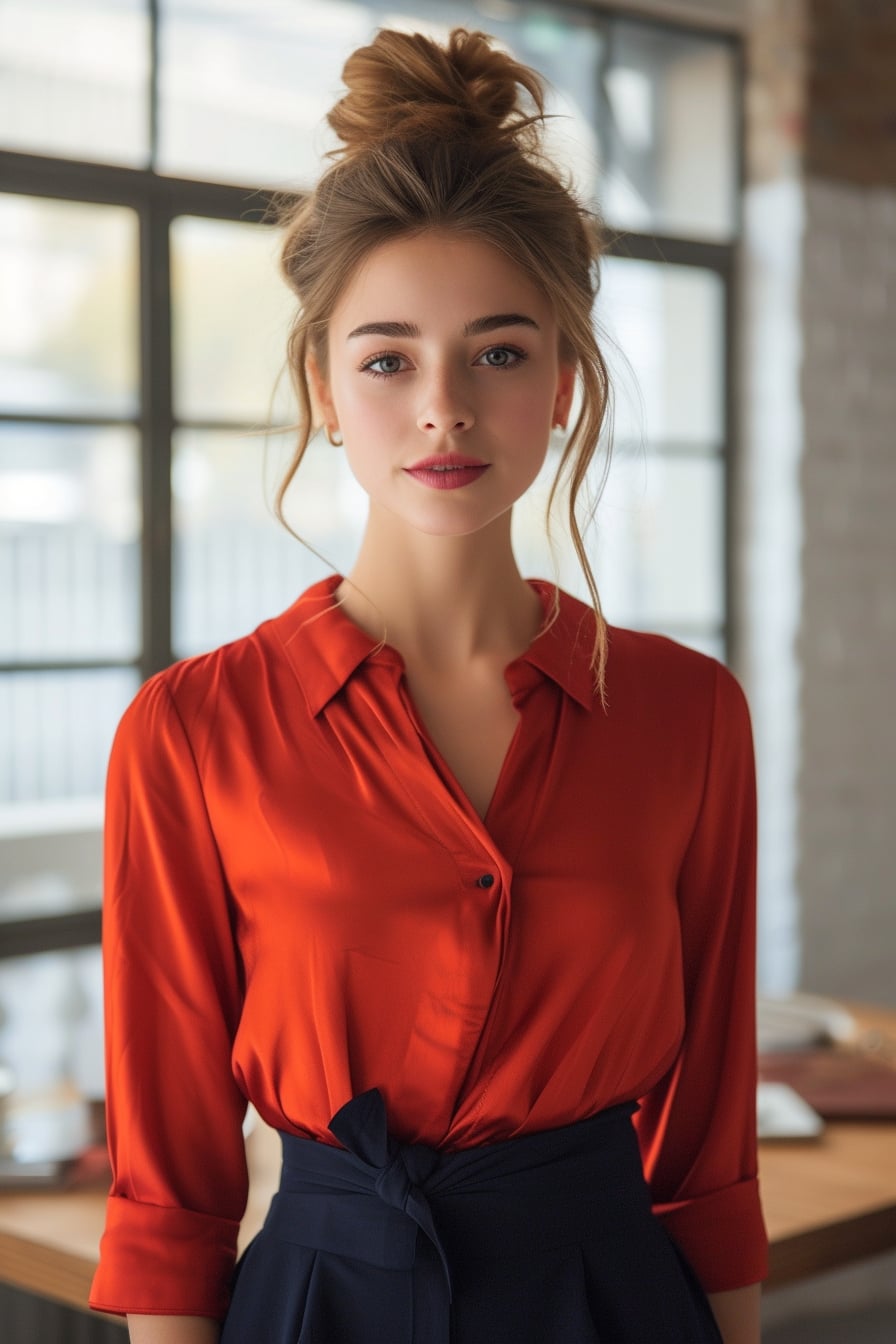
[{"xmin": 276, "ymin": 27, "xmax": 613, "ymax": 696}]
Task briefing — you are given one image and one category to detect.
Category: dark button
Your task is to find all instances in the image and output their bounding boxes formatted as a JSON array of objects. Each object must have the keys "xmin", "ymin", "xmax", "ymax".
[{"xmin": 476, "ymin": 873, "xmax": 495, "ymax": 889}]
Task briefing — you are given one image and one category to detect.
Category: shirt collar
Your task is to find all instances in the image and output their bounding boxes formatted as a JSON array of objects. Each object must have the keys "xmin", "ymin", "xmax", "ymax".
[
  {"xmin": 271, "ymin": 574, "xmax": 596, "ymax": 717},
  {"xmin": 522, "ymin": 580, "xmax": 597, "ymax": 711}
]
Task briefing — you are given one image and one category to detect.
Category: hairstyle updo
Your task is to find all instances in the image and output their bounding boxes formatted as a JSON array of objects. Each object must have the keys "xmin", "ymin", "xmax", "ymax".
[{"xmin": 277, "ymin": 27, "xmax": 612, "ymax": 694}]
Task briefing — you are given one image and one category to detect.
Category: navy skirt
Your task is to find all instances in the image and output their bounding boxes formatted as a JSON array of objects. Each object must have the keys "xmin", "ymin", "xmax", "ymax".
[{"xmin": 221, "ymin": 1090, "xmax": 722, "ymax": 1343}]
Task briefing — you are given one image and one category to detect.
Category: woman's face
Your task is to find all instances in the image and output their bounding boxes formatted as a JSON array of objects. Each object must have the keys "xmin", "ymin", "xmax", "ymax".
[{"xmin": 311, "ymin": 230, "xmax": 575, "ymax": 540}]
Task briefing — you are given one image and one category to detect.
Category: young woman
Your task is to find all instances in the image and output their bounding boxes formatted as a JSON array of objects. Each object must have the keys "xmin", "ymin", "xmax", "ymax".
[{"xmin": 90, "ymin": 27, "xmax": 766, "ymax": 1344}]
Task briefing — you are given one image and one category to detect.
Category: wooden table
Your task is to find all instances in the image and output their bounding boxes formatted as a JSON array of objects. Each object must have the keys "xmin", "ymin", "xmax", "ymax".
[
  {"xmin": 2, "ymin": 1004, "xmax": 896, "ymax": 1316},
  {"xmin": 759, "ymin": 1001, "xmax": 896, "ymax": 1286}
]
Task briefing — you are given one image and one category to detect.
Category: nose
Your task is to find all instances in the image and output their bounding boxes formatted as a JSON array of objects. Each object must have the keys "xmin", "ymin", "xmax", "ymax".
[{"xmin": 416, "ymin": 368, "xmax": 474, "ymax": 434}]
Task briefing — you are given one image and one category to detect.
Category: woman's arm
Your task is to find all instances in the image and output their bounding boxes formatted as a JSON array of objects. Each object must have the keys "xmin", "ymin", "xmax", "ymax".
[
  {"xmin": 636, "ymin": 663, "xmax": 768, "ymax": 1291},
  {"xmin": 89, "ymin": 676, "xmax": 249, "ymax": 1321},
  {"xmin": 707, "ymin": 1284, "xmax": 761, "ymax": 1344},
  {"xmin": 127, "ymin": 1317, "xmax": 220, "ymax": 1344}
]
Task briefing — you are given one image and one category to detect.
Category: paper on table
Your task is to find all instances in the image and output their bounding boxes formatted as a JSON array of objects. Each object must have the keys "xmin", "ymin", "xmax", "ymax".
[
  {"xmin": 757, "ymin": 1081, "xmax": 824, "ymax": 1139},
  {"xmin": 758, "ymin": 993, "xmax": 856, "ymax": 1053}
]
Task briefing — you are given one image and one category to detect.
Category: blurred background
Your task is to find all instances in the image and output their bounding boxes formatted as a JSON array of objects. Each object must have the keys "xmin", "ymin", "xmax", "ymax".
[{"xmin": 0, "ymin": 0, "xmax": 894, "ymax": 1339}]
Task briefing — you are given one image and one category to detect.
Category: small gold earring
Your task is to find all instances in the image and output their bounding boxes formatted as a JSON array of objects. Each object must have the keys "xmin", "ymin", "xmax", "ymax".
[{"xmin": 326, "ymin": 427, "xmax": 343, "ymax": 447}]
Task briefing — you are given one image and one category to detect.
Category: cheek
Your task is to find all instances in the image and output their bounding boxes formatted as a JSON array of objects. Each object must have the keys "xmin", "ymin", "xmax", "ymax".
[
  {"xmin": 335, "ymin": 379, "xmax": 404, "ymax": 434},
  {"xmin": 495, "ymin": 381, "xmax": 556, "ymax": 440}
]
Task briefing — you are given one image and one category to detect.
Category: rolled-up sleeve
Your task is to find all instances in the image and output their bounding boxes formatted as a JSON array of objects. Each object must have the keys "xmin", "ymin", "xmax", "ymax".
[
  {"xmin": 89, "ymin": 674, "xmax": 248, "ymax": 1319},
  {"xmin": 635, "ymin": 662, "xmax": 768, "ymax": 1292}
]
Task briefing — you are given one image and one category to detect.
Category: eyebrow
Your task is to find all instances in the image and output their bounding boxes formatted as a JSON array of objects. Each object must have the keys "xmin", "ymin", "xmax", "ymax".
[{"xmin": 346, "ymin": 313, "xmax": 540, "ymax": 340}]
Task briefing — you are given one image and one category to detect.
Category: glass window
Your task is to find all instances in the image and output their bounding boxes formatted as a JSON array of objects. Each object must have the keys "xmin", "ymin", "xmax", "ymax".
[
  {"xmin": 592, "ymin": 255, "xmax": 726, "ymax": 638},
  {"xmin": 513, "ymin": 251, "xmax": 727, "ymax": 644},
  {"xmin": 0, "ymin": 802, "xmax": 102, "ymax": 916},
  {"xmin": 158, "ymin": 0, "xmax": 367, "ymax": 188},
  {"xmin": 157, "ymin": 1, "xmax": 602, "ymax": 196},
  {"xmin": 0, "ymin": 0, "xmax": 150, "ymax": 166},
  {"xmin": 0, "ymin": 424, "xmax": 141, "ymax": 664},
  {"xmin": 602, "ymin": 21, "xmax": 737, "ymax": 241},
  {"xmin": 593, "ymin": 451, "xmax": 725, "ymax": 630},
  {"xmin": 0, "ymin": 669, "xmax": 138, "ymax": 806},
  {"xmin": 512, "ymin": 438, "xmax": 724, "ymax": 640},
  {"xmin": 172, "ymin": 429, "xmax": 364, "ymax": 656},
  {"xmin": 0, "ymin": 195, "xmax": 139, "ymax": 417},
  {"xmin": 0, "ymin": 948, "xmax": 105, "ymax": 1140},
  {"xmin": 171, "ymin": 215, "xmax": 297, "ymax": 424},
  {"xmin": 0, "ymin": 0, "xmax": 739, "ymax": 922},
  {"xmin": 598, "ymin": 256, "xmax": 725, "ymax": 449}
]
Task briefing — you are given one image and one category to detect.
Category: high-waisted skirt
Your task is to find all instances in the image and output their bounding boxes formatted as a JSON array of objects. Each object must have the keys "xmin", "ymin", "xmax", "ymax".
[{"xmin": 221, "ymin": 1089, "xmax": 723, "ymax": 1343}]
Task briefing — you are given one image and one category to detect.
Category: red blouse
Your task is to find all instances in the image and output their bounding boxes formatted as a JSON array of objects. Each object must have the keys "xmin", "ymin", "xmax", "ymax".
[{"xmin": 89, "ymin": 575, "xmax": 767, "ymax": 1319}]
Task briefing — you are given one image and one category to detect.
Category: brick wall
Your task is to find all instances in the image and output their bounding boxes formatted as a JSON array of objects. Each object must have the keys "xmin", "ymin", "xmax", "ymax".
[
  {"xmin": 743, "ymin": 0, "xmax": 896, "ymax": 1322},
  {"xmin": 741, "ymin": 0, "xmax": 896, "ymax": 1006},
  {"xmin": 797, "ymin": 1, "xmax": 896, "ymax": 1004},
  {"xmin": 806, "ymin": 0, "xmax": 896, "ymax": 188},
  {"xmin": 797, "ymin": 177, "xmax": 896, "ymax": 1000}
]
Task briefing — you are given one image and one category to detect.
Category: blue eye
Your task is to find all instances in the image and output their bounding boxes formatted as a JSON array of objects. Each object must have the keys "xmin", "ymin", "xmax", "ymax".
[
  {"xmin": 362, "ymin": 353, "xmax": 405, "ymax": 378},
  {"xmin": 479, "ymin": 346, "xmax": 526, "ymax": 369}
]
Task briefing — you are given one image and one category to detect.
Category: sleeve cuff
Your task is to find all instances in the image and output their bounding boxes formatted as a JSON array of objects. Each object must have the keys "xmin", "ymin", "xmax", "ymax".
[
  {"xmin": 653, "ymin": 1176, "xmax": 769, "ymax": 1292},
  {"xmin": 89, "ymin": 1194, "xmax": 241, "ymax": 1319}
]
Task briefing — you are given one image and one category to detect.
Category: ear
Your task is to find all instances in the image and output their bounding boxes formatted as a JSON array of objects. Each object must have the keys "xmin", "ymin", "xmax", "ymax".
[
  {"xmin": 306, "ymin": 352, "xmax": 338, "ymax": 433},
  {"xmin": 552, "ymin": 363, "xmax": 576, "ymax": 429}
]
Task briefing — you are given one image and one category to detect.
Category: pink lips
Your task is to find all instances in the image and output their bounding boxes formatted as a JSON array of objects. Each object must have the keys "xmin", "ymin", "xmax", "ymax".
[{"xmin": 403, "ymin": 453, "xmax": 490, "ymax": 491}]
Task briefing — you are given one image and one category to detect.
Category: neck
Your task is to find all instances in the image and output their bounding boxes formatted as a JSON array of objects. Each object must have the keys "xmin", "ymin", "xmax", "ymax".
[{"xmin": 336, "ymin": 508, "xmax": 543, "ymax": 669}]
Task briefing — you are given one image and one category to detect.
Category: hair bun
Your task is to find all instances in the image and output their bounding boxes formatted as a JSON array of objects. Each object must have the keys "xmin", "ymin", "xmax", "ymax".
[{"xmin": 327, "ymin": 27, "xmax": 546, "ymax": 157}]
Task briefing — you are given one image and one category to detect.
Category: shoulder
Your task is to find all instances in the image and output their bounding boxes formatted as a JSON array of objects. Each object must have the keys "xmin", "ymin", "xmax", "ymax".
[
  {"xmin": 604, "ymin": 623, "xmax": 754, "ymax": 777},
  {"xmin": 115, "ymin": 579, "xmax": 344, "ymax": 769},
  {"xmin": 609, "ymin": 624, "xmax": 746, "ymax": 709},
  {"xmin": 117, "ymin": 611, "xmax": 288, "ymax": 753},
  {"xmin": 121, "ymin": 638, "xmax": 245, "ymax": 730},
  {"xmin": 552, "ymin": 586, "xmax": 751, "ymax": 737},
  {"xmin": 110, "ymin": 648, "xmax": 235, "ymax": 782}
]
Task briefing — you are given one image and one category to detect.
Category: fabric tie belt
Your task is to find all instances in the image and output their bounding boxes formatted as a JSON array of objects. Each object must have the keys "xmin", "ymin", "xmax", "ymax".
[{"xmin": 259, "ymin": 1089, "xmax": 649, "ymax": 1344}]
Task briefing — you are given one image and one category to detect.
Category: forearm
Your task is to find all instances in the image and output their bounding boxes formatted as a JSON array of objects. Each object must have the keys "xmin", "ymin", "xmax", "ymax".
[
  {"xmin": 127, "ymin": 1316, "xmax": 220, "ymax": 1344},
  {"xmin": 707, "ymin": 1283, "xmax": 761, "ymax": 1344}
]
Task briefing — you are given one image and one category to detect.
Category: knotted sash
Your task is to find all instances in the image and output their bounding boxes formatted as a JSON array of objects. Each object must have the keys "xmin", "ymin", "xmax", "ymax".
[{"xmin": 261, "ymin": 1090, "xmax": 644, "ymax": 1344}]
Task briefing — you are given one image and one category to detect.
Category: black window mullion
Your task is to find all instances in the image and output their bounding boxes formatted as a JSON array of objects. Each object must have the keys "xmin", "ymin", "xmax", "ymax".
[
  {"xmin": 0, "ymin": 412, "xmax": 139, "ymax": 431},
  {"xmin": 0, "ymin": 910, "xmax": 103, "ymax": 961},
  {"xmin": 603, "ymin": 230, "xmax": 733, "ymax": 274},
  {"xmin": 149, "ymin": 0, "xmax": 160, "ymax": 171},
  {"xmin": 139, "ymin": 197, "xmax": 174, "ymax": 679},
  {"xmin": 0, "ymin": 660, "xmax": 139, "ymax": 675},
  {"xmin": 721, "ymin": 255, "xmax": 737, "ymax": 670}
]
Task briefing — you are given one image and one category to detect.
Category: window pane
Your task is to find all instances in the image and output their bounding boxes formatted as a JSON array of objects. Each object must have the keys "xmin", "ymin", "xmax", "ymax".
[
  {"xmin": 0, "ymin": 196, "xmax": 139, "ymax": 416},
  {"xmin": 0, "ymin": 0, "xmax": 150, "ymax": 166},
  {"xmin": 0, "ymin": 798, "xmax": 101, "ymax": 916},
  {"xmin": 598, "ymin": 257, "xmax": 725, "ymax": 448},
  {"xmin": 594, "ymin": 451, "xmax": 725, "ymax": 629},
  {"xmin": 0, "ymin": 949, "xmax": 104, "ymax": 1141},
  {"xmin": 0, "ymin": 669, "xmax": 138, "ymax": 806},
  {"xmin": 171, "ymin": 216, "xmax": 296, "ymax": 424},
  {"xmin": 602, "ymin": 21, "xmax": 737, "ymax": 241},
  {"xmin": 512, "ymin": 444, "xmax": 723, "ymax": 638},
  {"xmin": 158, "ymin": 1, "xmax": 601, "ymax": 195},
  {"xmin": 172, "ymin": 429, "xmax": 365, "ymax": 656},
  {"xmin": 158, "ymin": 0, "xmax": 366, "ymax": 187},
  {"xmin": 0, "ymin": 425, "xmax": 141, "ymax": 663}
]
